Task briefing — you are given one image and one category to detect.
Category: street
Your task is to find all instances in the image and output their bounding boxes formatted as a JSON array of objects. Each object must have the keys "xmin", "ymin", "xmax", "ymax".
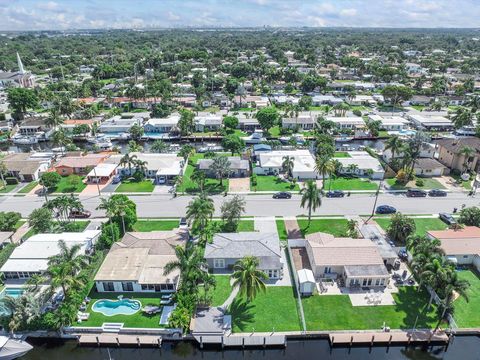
[{"xmin": 0, "ymin": 192, "xmax": 479, "ymax": 218}]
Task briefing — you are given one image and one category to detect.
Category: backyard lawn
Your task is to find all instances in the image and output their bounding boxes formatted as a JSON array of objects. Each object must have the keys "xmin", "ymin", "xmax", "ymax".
[
  {"xmin": 302, "ymin": 287, "xmax": 438, "ymax": 330},
  {"xmin": 326, "ymin": 177, "xmax": 378, "ymax": 191},
  {"xmin": 132, "ymin": 220, "xmax": 179, "ymax": 232},
  {"xmin": 177, "ymin": 154, "xmax": 229, "ymax": 194},
  {"xmin": 81, "ymin": 291, "xmax": 163, "ymax": 328},
  {"xmin": 298, "ymin": 218, "xmax": 349, "ymax": 237},
  {"xmin": 53, "ymin": 176, "xmax": 87, "ymax": 193},
  {"xmin": 253, "ymin": 175, "xmax": 300, "ymax": 192},
  {"xmin": 333, "ymin": 152, "xmax": 351, "ymax": 158},
  {"xmin": 375, "ymin": 217, "xmax": 447, "ymax": 237},
  {"xmin": 18, "ymin": 181, "xmax": 38, "ymax": 194},
  {"xmin": 229, "ymin": 286, "xmax": 301, "ymax": 332},
  {"xmin": 276, "ymin": 219, "xmax": 288, "ymax": 242},
  {"xmin": 200, "ymin": 275, "xmax": 232, "ymax": 307},
  {"xmin": 386, "ymin": 178, "xmax": 445, "ymax": 190},
  {"xmin": 115, "ymin": 180, "xmax": 155, "ymax": 193},
  {"xmin": 454, "ymin": 269, "xmax": 480, "ymax": 328}
]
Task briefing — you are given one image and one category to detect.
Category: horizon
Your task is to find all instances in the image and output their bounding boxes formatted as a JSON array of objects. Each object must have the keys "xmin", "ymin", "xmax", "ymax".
[{"xmin": 1, "ymin": 0, "xmax": 479, "ymax": 31}]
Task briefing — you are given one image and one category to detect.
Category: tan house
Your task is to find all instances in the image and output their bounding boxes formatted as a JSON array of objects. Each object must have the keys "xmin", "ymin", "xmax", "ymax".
[
  {"xmin": 434, "ymin": 137, "xmax": 480, "ymax": 174},
  {"xmin": 54, "ymin": 154, "xmax": 107, "ymax": 176}
]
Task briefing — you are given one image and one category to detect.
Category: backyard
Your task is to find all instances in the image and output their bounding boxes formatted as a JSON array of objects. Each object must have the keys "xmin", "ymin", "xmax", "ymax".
[
  {"xmin": 228, "ymin": 286, "xmax": 301, "ymax": 332},
  {"xmin": 374, "ymin": 217, "xmax": 447, "ymax": 237},
  {"xmin": 132, "ymin": 220, "xmax": 179, "ymax": 232},
  {"xmin": 115, "ymin": 180, "xmax": 155, "ymax": 193},
  {"xmin": 386, "ymin": 178, "xmax": 445, "ymax": 190},
  {"xmin": 53, "ymin": 176, "xmax": 87, "ymax": 193},
  {"xmin": 199, "ymin": 275, "xmax": 232, "ymax": 307},
  {"xmin": 326, "ymin": 177, "xmax": 378, "ymax": 191},
  {"xmin": 297, "ymin": 218, "xmax": 349, "ymax": 237},
  {"xmin": 302, "ymin": 287, "xmax": 438, "ymax": 330},
  {"xmin": 453, "ymin": 269, "xmax": 480, "ymax": 328},
  {"xmin": 252, "ymin": 175, "xmax": 300, "ymax": 192}
]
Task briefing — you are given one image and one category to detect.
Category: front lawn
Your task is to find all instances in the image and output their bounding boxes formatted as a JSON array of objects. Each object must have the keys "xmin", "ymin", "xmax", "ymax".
[
  {"xmin": 333, "ymin": 152, "xmax": 351, "ymax": 158},
  {"xmin": 229, "ymin": 286, "xmax": 301, "ymax": 332},
  {"xmin": 454, "ymin": 269, "xmax": 480, "ymax": 328},
  {"xmin": 252, "ymin": 175, "xmax": 299, "ymax": 192},
  {"xmin": 0, "ymin": 182, "xmax": 17, "ymax": 193},
  {"xmin": 302, "ymin": 287, "xmax": 438, "ymax": 330},
  {"xmin": 209, "ymin": 220, "xmax": 255, "ymax": 233},
  {"xmin": 22, "ymin": 220, "xmax": 90, "ymax": 240},
  {"xmin": 53, "ymin": 176, "xmax": 87, "ymax": 193},
  {"xmin": 177, "ymin": 154, "xmax": 229, "ymax": 194},
  {"xmin": 298, "ymin": 218, "xmax": 349, "ymax": 237},
  {"xmin": 115, "ymin": 180, "xmax": 155, "ymax": 193},
  {"xmin": 326, "ymin": 177, "xmax": 378, "ymax": 191},
  {"xmin": 450, "ymin": 174, "xmax": 472, "ymax": 190},
  {"xmin": 81, "ymin": 291, "xmax": 163, "ymax": 328},
  {"xmin": 18, "ymin": 181, "xmax": 38, "ymax": 194},
  {"xmin": 375, "ymin": 217, "xmax": 447, "ymax": 237},
  {"xmin": 386, "ymin": 178, "xmax": 445, "ymax": 190},
  {"xmin": 132, "ymin": 220, "xmax": 179, "ymax": 232},
  {"xmin": 276, "ymin": 219, "xmax": 288, "ymax": 242}
]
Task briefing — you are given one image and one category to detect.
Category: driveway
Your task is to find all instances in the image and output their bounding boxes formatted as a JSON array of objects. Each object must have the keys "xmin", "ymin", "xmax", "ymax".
[
  {"xmin": 229, "ymin": 178, "xmax": 250, "ymax": 192},
  {"xmin": 254, "ymin": 216, "xmax": 277, "ymax": 232}
]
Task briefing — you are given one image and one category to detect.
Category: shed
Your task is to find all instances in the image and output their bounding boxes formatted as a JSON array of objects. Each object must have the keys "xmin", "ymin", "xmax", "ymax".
[{"xmin": 297, "ymin": 268, "xmax": 315, "ymax": 296}]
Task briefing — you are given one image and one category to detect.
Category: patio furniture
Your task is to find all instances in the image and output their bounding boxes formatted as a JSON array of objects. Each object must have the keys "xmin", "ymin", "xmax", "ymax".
[
  {"xmin": 77, "ymin": 311, "xmax": 90, "ymax": 322},
  {"xmin": 142, "ymin": 306, "xmax": 162, "ymax": 315},
  {"xmin": 79, "ymin": 304, "xmax": 87, "ymax": 312},
  {"xmin": 160, "ymin": 299, "xmax": 171, "ymax": 305}
]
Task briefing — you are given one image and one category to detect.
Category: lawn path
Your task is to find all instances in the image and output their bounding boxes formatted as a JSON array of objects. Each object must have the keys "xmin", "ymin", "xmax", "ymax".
[{"xmin": 221, "ymin": 285, "xmax": 239, "ymax": 310}]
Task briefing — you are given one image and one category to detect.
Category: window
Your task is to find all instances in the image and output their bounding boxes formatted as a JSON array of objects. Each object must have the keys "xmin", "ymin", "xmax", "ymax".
[
  {"xmin": 324, "ymin": 267, "xmax": 331, "ymax": 274},
  {"xmin": 375, "ymin": 279, "xmax": 380, "ymax": 286},
  {"xmin": 102, "ymin": 282, "xmax": 115, "ymax": 291},
  {"xmin": 122, "ymin": 282, "xmax": 133, "ymax": 291},
  {"xmin": 380, "ymin": 279, "xmax": 385, "ymax": 286},
  {"xmin": 367, "ymin": 279, "xmax": 372, "ymax": 286},
  {"xmin": 463, "ymin": 255, "xmax": 469, "ymax": 259},
  {"xmin": 362, "ymin": 279, "xmax": 367, "ymax": 286},
  {"xmin": 214, "ymin": 259, "xmax": 225, "ymax": 269}
]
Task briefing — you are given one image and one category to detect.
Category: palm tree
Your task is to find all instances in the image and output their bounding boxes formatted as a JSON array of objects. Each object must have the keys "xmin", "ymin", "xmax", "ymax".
[
  {"xmin": 51, "ymin": 129, "xmax": 71, "ymax": 155},
  {"xmin": 346, "ymin": 219, "xmax": 358, "ymax": 237},
  {"xmin": 300, "ymin": 180, "xmax": 322, "ymax": 225},
  {"xmin": 119, "ymin": 153, "xmax": 138, "ymax": 176},
  {"xmin": 150, "ymin": 139, "xmax": 169, "ymax": 153},
  {"xmin": 133, "ymin": 159, "xmax": 148, "ymax": 178},
  {"xmin": 459, "ymin": 146, "xmax": 475, "ymax": 174},
  {"xmin": 346, "ymin": 163, "xmax": 359, "ymax": 175},
  {"xmin": 451, "ymin": 107, "xmax": 474, "ymax": 129},
  {"xmin": 436, "ymin": 271, "xmax": 470, "ymax": 330},
  {"xmin": 466, "ymin": 95, "xmax": 480, "ymax": 112},
  {"xmin": 96, "ymin": 196, "xmax": 117, "ymax": 242},
  {"xmin": 231, "ymin": 256, "xmax": 268, "ymax": 302},
  {"xmin": 45, "ymin": 108, "xmax": 64, "ymax": 129},
  {"xmin": 191, "ymin": 168, "xmax": 206, "ymax": 193},
  {"xmin": 281, "ymin": 156, "xmax": 295, "ymax": 178},
  {"xmin": 314, "ymin": 157, "xmax": 334, "ymax": 190},
  {"xmin": 384, "ymin": 135, "xmax": 404, "ymax": 164},
  {"xmin": 186, "ymin": 194, "xmax": 215, "ymax": 241},
  {"xmin": 48, "ymin": 240, "xmax": 88, "ymax": 275},
  {"xmin": 210, "ymin": 156, "xmax": 231, "ymax": 186}
]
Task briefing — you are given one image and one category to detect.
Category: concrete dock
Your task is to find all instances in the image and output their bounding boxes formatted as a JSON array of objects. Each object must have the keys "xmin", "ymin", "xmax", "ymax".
[
  {"xmin": 329, "ymin": 330, "xmax": 449, "ymax": 346},
  {"xmin": 78, "ymin": 334, "xmax": 162, "ymax": 347}
]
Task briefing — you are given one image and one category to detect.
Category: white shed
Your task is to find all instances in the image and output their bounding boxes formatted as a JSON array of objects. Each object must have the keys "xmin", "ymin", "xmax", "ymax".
[{"xmin": 297, "ymin": 269, "xmax": 315, "ymax": 296}]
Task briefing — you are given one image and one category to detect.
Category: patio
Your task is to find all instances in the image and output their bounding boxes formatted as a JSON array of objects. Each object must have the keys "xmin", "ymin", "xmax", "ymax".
[{"xmin": 316, "ymin": 280, "xmax": 397, "ymax": 306}]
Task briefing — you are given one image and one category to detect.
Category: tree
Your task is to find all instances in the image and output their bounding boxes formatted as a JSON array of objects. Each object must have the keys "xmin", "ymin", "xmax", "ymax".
[
  {"xmin": 221, "ymin": 134, "xmax": 245, "ymax": 155},
  {"xmin": 67, "ymin": 174, "xmax": 81, "ymax": 192},
  {"xmin": 231, "ymin": 256, "xmax": 268, "ymax": 302},
  {"xmin": 451, "ymin": 107, "xmax": 474, "ymax": 129},
  {"xmin": 459, "ymin": 206, "xmax": 480, "ymax": 226},
  {"xmin": 7, "ymin": 88, "xmax": 38, "ymax": 118},
  {"xmin": 282, "ymin": 156, "xmax": 294, "ymax": 178},
  {"xmin": 127, "ymin": 140, "xmax": 143, "ymax": 152},
  {"xmin": 221, "ymin": 195, "xmax": 246, "ymax": 232},
  {"xmin": 178, "ymin": 109, "xmax": 195, "ymax": 135},
  {"xmin": 119, "ymin": 153, "xmax": 138, "ymax": 176},
  {"xmin": 223, "ymin": 116, "xmax": 239, "ymax": 131},
  {"xmin": 152, "ymin": 103, "xmax": 172, "ymax": 118},
  {"xmin": 45, "ymin": 108, "xmax": 64, "ymax": 129},
  {"xmin": 459, "ymin": 146, "xmax": 475, "ymax": 173},
  {"xmin": 96, "ymin": 197, "xmax": 119, "ymax": 244},
  {"xmin": 384, "ymin": 135, "xmax": 404, "ymax": 165},
  {"xmin": 299, "ymin": 95, "xmax": 312, "ymax": 110},
  {"xmin": 210, "ymin": 156, "xmax": 231, "ymax": 186},
  {"xmin": 436, "ymin": 271, "xmax": 470, "ymax": 329},
  {"xmin": 381, "ymin": 85, "xmax": 412, "ymax": 108},
  {"xmin": 365, "ymin": 119, "xmax": 381, "ymax": 137},
  {"xmin": 190, "ymin": 168, "xmax": 206, "ymax": 193},
  {"xmin": 386, "ymin": 213, "xmax": 416, "ymax": 245},
  {"xmin": 300, "ymin": 180, "xmax": 322, "ymax": 225},
  {"xmin": 129, "ymin": 123, "xmax": 144, "ymax": 141},
  {"xmin": 0, "ymin": 212, "xmax": 21, "ymax": 232},
  {"xmin": 40, "ymin": 172, "xmax": 61, "ymax": 195},
  {"xmin": 314, "ymin": 156, "xmax": 334, "ymax": 190},
  {"xmin": 256, "ymin": 107, "xmax": 278, "ymax": 131},
  {"xmin": 28, "ymin": 207, "xmax": 54, "ymax": 233},
  {"xmin": 110, "ymin": 194, "xmax": 137, "ymax": 234},
  {"xmin": 150, "ymin": 139, "xmax": 169, "ymax": 153},
  {"xmin": 346, "ymin": 219, "xmax": 358, "ymax": 238},
  {"xmin": 186, "ymin": 194, "xmax": 215, "ymax": 242},
  {"xmin": 51, "ymin": 129, "xmax": 71, "ymax": 155},
  {"xmin": 178, "ymin": 144, "xmax": 195, "ymax": 162}
]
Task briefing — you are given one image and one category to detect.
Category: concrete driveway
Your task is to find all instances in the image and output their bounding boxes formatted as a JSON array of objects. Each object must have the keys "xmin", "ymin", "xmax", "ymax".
[{"xmin": 229, "ymin": 178, "xmax": 250, "ymax": 192}]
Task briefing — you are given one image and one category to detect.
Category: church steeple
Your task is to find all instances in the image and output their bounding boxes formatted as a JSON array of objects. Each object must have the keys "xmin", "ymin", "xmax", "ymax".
[{"xmin": 16, "ymin": 52, "xmax": 25, "ymax": 74}]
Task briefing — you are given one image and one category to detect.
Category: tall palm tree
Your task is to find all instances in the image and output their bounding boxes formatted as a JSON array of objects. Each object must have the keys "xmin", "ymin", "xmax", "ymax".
[
  {"xmin": 45, "ymin": 108, "xmax": 64, "ymax": 129},
  {"xmin": 119, "ymin": 153, "xmax": 138, "ymax": 176},
  {"xmin": 347, "ymin": 163, "xmax": 359, "ymax": 175},
  {"xmin": 451, "ymin": 107, "xmax": 474, "ymax": 129},
  {"xmin": 96, "ymin": 196, "xmax": 117, "ymax": 242},
  {"xmin": 231, "ymin": 256, "xmax": 268, "ymax": 302},
  {"xmin": 436, "ymin": 271, "xmax": 470, "ymax": 330},
  {"xmin": 186, "ymin": 194, "xmax": 215, "ymax": 241},
  {"xmin": 459, "ymin": 146, "xmax": 475, "ymax": 174},
  {"xmin": 47, "ymin": 240, "xmax": 88, "ymax": 275},
  {"xmin": 314, "ymin": 157, "xmax": 334, "ymax": 190},
  {"xmin": 300, "ymin": 180, "xmax": 322, "ymax": 225},
  {"xmin": 384, "ymin": 135, "xmax": 404, "ymax": 164},
  {"xmin": 281, "ymin": 156, "xmax": 295, "ymax": 178},
  {"xmin": 191, "ymin": 168, "xmax": 206, "ymax": 193},
  {"xmin": 210, "ymin": 156, "xmax": 231, "ymax": 186},
  {"xmin": 51, "ymin": 129, "xmax": 70, "ymax": 155}
]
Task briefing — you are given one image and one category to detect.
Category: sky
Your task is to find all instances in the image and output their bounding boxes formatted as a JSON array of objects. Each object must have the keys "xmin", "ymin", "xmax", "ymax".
[{"xmin": 0, "ymin": 0, "xmax": 479, "ymax": 31}]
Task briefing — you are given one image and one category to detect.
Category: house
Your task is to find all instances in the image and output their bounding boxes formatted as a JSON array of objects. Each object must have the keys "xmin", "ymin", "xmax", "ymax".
[
  {"xmin": 254, "ymin": 149, "xmax": 317, "ymax": 179},
  {"xmin": 194, "ymin": 115, "xmax": 223, "ymax": 132},
  {"xmin": 413, "ymin": 158, "xmax": 447, "ymax": 177},
  {"xmin": 98, "ymin": 116, "xmax": 143, "ymax": 134},
  {"xmin": 345, "ymin": 95, "xmax": 375, "ymax": 106},
  {"xmin": 205, "ymin": 232, "xmax": 284, "ymax": 279},
  {"xmin": 54, "ymin": 153, "xmax": 107, "ymax": 176},
  {"xmin": 335, "ymin": 151, "xmax": 384, "ymax": 179},
  {"xmin": 60, "ymin": 119, "xmax": 100, "ymax": 134},
  {"xmin": 2, "ymin": 152, "xmax": 51, "ymax": 182},
  {"xmin": 197, "ymin": 156, "xmax": 250, "ymax": 178},
  {"xmin": 143, "ymin": 114, "xmax": 180, "ymax": 134},
  {"xmin": 107, "ymin": 152, "xmax": 184, "ymax": 184},
  {"xmin": 237, "ymin": 116, "xmax": 260, "ymax": 132},
  {"xmin": 0, "ymin": 230, "xmax": 100, "ymax": 280},
  {"xmin": 94, "ymin": 229, "xmax": 188, "ymax": 293},
  {"xmin": 367, "ymin": 114, "xmax": 409, "ymax": 131},
  {"xmin": 408, "ymin": 95, "xmax": 432, "ymax": 106},
  {"xmin": 427, "ymin": 227, "xmax": 480, "ymax": 271},
  {"xmin": 325, "ymin": 116, "xmax": 365, "ymax": 130},
  {"xmin": 86, "ymin": 163, "xmax": 119, "ymax": 184},
  {"xmin": 407, "ymin": 114, "xmax": 453, "ymax": 131},
  {"xmin": 434, "ymin": 137, "xmax": 480, "ymax": 174},
  {"xmin": 17, "ymin": 117, "xmax": 51, "ymax": 137},
  {"xmin": 311, "ymin": 95, "xmax": 343, "ymax": 106},
  {"xmin": 282, "ymin": 113, "xmax": 315, "ymax": 130},
  {"xmin": 303, "ymin": 232, "xmax": 390, "ymax": 288}
]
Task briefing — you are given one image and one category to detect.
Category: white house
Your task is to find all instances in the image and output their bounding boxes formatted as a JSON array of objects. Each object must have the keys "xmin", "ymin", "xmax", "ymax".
[
  {"xmin": 345, "ymin": 95, "xmax": 375, "ymax": 106},
  {"xmin": 311, "ymin": 95, "xmax": 343, "ymax": 106},
  {"xmin": 413, "ymin": 158, "xmax": 447, "ymax": 177},
  {"xmin": 194, "ymin": 115, "xmax": 223, "ymax": 132},
  {"xmin": 407, "ymin": 114, "xmax": 453, "ymax": 131},
  {"xmin": 143, "ymin": 114, "xmax": 180, "ymax": 134},
  {"xmin": 326, "ymin": 116, "xmax": 365, "ymax": 130},
  {"xmin": 99, "ymin": 116, "xmax": 143, "ymax": 134},
  {"xmin": 282, "ymin": 113, "xmax": 315, "ymax": 130},
  {"xmin": 336, "ymin": 151, "xmax": 385, "ymax": 179},
  {"xmin": 367, "ymin": 114, "xmax": 409, "ymax": 131},
  {"xmin": 254, "ymin": 149, "xmax": 317, "ymax": 179}
]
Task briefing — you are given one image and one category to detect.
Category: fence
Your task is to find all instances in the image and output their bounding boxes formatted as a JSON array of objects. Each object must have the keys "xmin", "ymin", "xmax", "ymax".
[{"xmin": 285, "ymin": 242, "xmax": 307, "ymax": 334}]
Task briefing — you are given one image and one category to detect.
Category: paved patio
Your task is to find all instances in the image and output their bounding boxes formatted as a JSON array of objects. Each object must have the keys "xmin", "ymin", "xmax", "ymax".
[{"xmin": 317, "ymin": 280, "xmax": 397, "ymax": 306}]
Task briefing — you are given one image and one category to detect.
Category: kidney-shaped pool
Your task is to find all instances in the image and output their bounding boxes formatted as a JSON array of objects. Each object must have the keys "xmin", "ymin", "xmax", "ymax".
[{"xmin": 92, "ymin": 298, "xmax": 141, "ymax": 316}]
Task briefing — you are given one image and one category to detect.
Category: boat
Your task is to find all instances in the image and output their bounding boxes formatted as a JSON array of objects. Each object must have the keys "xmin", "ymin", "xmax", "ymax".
[
  {"xmin": 12, "ymin": 136, "xmax": 38, "ymax": 145},
  {"xmin": 86, "ymin": 135, "xmax": 108, "ymax": 144},
  {"xmin": 0, "ymin": 336, "xmax": 33, "ymax": 359},
  {"xmin": 242, "ymin": 130, "xmax": 265, "ymax": 144},
  {"xmin": 52, "ymin": 147, "xmax": 66, "ymax": 153},
  {"xmin": 117, "ymin": 132, "xmax": 131, "ymax": 141},
  {"xmin": 96, "ymin": 140, "xmax": 113, "ymax": 151},
  {"xmin": 336, "ymin": 135, "xmax": 354, "ymax": 142}
]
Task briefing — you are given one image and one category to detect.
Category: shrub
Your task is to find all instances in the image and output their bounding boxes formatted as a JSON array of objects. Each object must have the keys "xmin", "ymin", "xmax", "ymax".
[
  {"xmin": 395, "ymin": 169, "xmax": 408, "ymax": 184},
  {"xmin": 352, "ymin": 109, "xmax": 362, "ymax": 117},
  {"xmin": 5, "ymin": 177, "xmax": 18, "ymax": 185},
  {"xmin": 250, "ymin": 174, "xmax": 257, "ymax": 187},
  {"xmin": 415, "ymin": 178, "xmax": 424, "ymax": 187}
]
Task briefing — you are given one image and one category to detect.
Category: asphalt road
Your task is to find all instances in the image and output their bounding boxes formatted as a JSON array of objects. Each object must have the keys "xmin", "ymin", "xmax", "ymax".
[{"xmin": 1, "ymin": 192, "xmax": 479, "ymax": 218}]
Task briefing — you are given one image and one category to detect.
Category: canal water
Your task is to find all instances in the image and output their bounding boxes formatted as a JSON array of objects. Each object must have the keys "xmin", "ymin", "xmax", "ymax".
[{"xmin": 21, "ymin": 336, "xmax": 480, "ymax": 360}]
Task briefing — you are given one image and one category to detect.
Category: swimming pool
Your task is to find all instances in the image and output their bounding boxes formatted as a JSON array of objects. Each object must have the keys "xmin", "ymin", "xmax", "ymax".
[
  {"xmin": 92, "ymin": 298, "xmax": 141, "ymax": 316},
  {"xmin": 0, "ymin": 287, "xmax": 25, "ymax": 299}
]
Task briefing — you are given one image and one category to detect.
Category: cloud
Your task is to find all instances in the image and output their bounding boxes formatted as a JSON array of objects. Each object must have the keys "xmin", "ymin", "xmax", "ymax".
[
  {"xmin": 36, "ymin": 1, "xmax": 59, "ymax": 10},
  {"xmin": 340, "ymin": 8, "xmax": 357, "ymax": 17}
]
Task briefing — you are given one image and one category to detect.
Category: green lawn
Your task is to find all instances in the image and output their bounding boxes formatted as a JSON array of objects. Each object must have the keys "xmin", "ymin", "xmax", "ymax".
[
  {"xmin": 81, "ymin": 291, "xmax": 163, "ymax": 328},
  {"xmin": 375, "ymin": 217, "xmax": 447, "ymax": 237},
  {"xmin": 253, "ymin": 175, "xmax": 300, "ymax": 191},
  {"xmin": 178, "ymin": 154, "xmax": 229, "ymax": 194},
  {"xmin": 451, "ymin": 174, "xmax": 472, "ymax": 190},
  {"xmin": 229, "ymin": 286, "xmax": 301, "ymax": 332},
  {"xmin": 116, "ymin": 180, "xmax": 155, "ymax": 193},
  {"xmin": 297, "ymin": 218, "xmax": 349, "ymax": 237},
  {"xmin": 326, "ymin": 177, "xmax": 378, "ymax": 191},
  {"xmin": 302, "ymin": 287, "xmax": 438, "ymax": 330},
  {"xmin": 201, "ymin": 275, "xmax": 232, "ymax": 307},
  {"xmin": 132, "ymin": 220, "xmax": 179, "ymax": 232},
  {"xmin": 53, "ymin": 176, "xmax": 87, "ymax": 193},
  {"xmin": 22, "ymin": 220, "xmax": 90, "ymax": 240},
  {"xmin": 454, "ymin": 269, "xmax": 480, "ymax": 328},
  {"xmin": 14, "ymin": 220, "xmax": 26, "ymax": 230},
  {"xmin": 0, "ymin": 183, "xmax": 17, "ymax": 193},
  {"xmin": 276, "ymin": 219, "xmax": 288, "ymax": 242},
  {"xmin": 209, "ymin": 220, "xmax": 255, "ymax": 233},
  {"xmin": 333, "ymin": 152, "xmax": 351, "ymax": 158},
  {"xmin": 18, "ymin": 181, "xmax": 38, "ymax": 194},
  {"xmin": 386, "ymin": 178, "xmax": 445, "ymax": 190}
]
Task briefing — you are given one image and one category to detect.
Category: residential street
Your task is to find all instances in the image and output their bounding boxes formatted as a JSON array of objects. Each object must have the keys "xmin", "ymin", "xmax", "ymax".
[{"xmin": 1, "ymin": 192, "xmax": 479, "ymax": 218}]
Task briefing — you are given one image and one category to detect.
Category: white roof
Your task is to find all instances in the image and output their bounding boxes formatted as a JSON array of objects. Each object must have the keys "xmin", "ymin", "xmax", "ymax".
[
  {"xmin": 145, "ymin": 115, "xmax": 180, "ymax": 126},
  {"xmin": 87, "ymin": 163, "xmax": 118, "ymax": 177},
  {"xmin": 337, "ymin": 151, "xmax": 384, "ymax": 172},
  {"xmin": 368, "ymin": 114, "xmax": 408, "ymax": 125},
  {"xmin": 297, "ymin": 269, "xmax": 315, "ymax": 283},
  {"xmin": 326, "ymin": 116, "xmax": 365, "ymax": 125},
  {"xmin": 408, "ymin": 114, "xmax": 452, "ymax": 125},
  {"xmin": 108, "ymin": 153, "xmax": 183, "ymax": 174},
  {"xmin": 259, "ymin": 150, "xmax": 315, "ymax": 172}
]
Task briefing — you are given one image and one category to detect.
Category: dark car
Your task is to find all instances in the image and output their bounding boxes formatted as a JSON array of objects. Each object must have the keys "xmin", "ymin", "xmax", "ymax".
[
  {"xmin": 111, "ymin": 175, "xmax": 122, "ymax": 184},
  {"xmin": 439, "ymin": 212, "xmax": 457, "ymax": 226},
  {"xmin": 375, "ymin": 205, "xmax": 397, "ymax": 214},
  {"xmin": 429, "ymin": 189, "xmax": 447, "ymax": 197},
  {"xmin": 326, "ymin": 190, "xmax": 345, "ymax": 198},
  {"xmin": 406, "ymin": 189, "xmax": 427, "ymax": 197},
  {"xmin": 69, "ymin": 210, "xmax": 91, "ymax": 219},
  {"xmin": 273, "ymin": 192, "xmax": 292, "ymax": 199},
  {"xmin": 179, "ymin": 217, "xmax": 187, "ymax": 226}
]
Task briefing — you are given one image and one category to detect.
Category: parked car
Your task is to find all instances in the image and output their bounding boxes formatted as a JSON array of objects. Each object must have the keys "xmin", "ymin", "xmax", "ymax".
[
  {"xmin": 326, "ymin": 190, "xmax": 345, "ymax": 198},
  {"xmin": 428, "ymin": 189, "xmax": 447, "ymax": 197},
  {"xmin": 375, "ymin": 205, "xmax": 397, "ymax": 214},
  {"xmin": 273, "ymin": 192, "xmax": 292, "ymax": 199},
  {"xmin": 406, "ymin": 189, "xmax": 427, "ymax": 197},
  {"xmin": 439, "ymin": 212, "xmax": 457, "ymax": 226},
  {"xmin": 111, "ymin": 175, "xmax": 121, "ymax": 184},
  {"xmin": 179, "ymin": 217, "xmax": 187, "ymax": 226},
  {"xmin": 69, "ymin": 210, "xmax": 91, "ymax": 219}
]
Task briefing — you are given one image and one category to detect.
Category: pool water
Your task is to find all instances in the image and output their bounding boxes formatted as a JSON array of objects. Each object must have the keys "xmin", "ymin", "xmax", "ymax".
[
  {"xmin": 0, "ymin": 287, "xmax": 25, "ymax": 298},
  {"xmin": 92, "ymin": 299, "xmax": 141, "ymax": 316}
]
